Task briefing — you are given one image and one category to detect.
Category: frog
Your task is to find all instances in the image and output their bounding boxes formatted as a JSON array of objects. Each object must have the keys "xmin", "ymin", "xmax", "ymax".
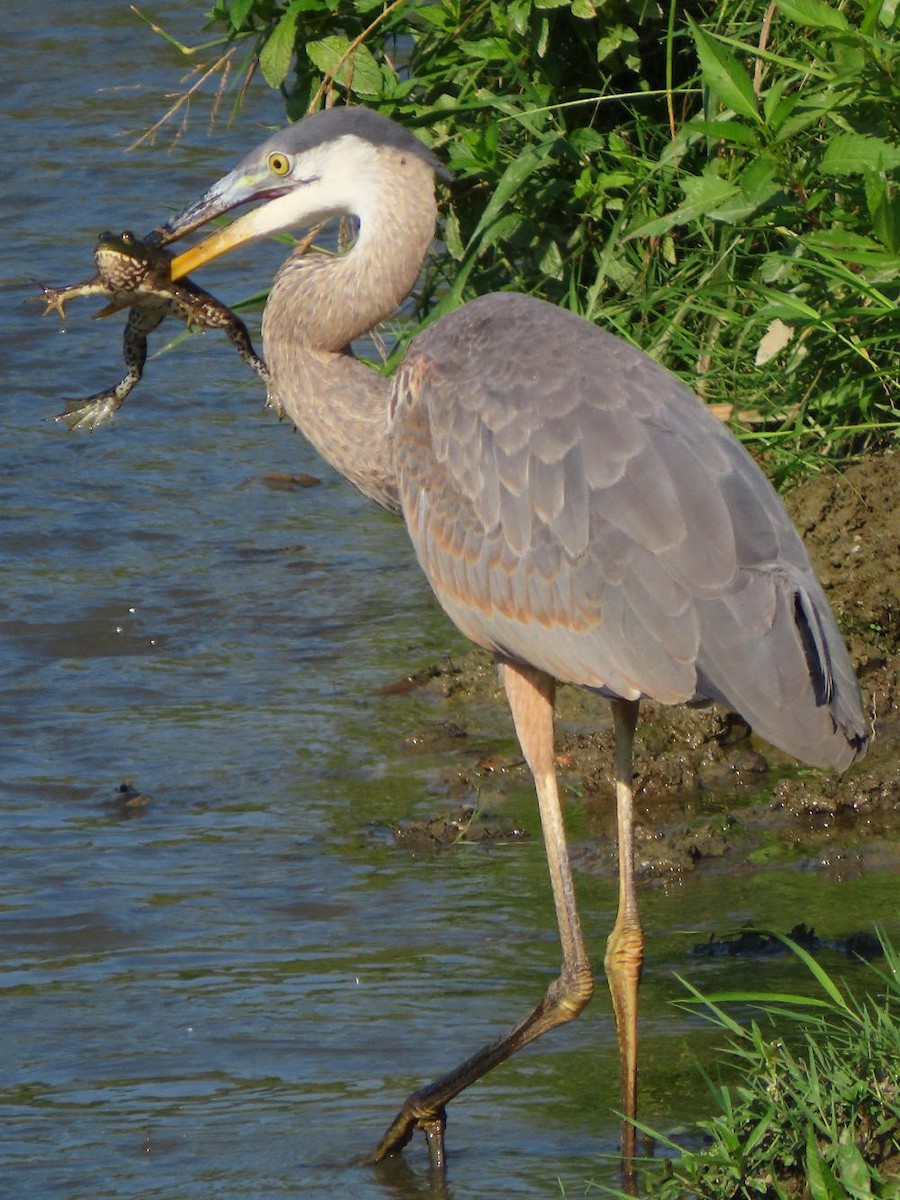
[{"xmin": 42, "ymin": 230, "xmax": 275, "ymax": 430}]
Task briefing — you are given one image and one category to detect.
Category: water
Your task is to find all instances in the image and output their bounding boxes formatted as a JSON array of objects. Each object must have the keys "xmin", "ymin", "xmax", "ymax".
[{"xmin": 2, "ymin": 9, "xmax": 897, "ymax": 1199}]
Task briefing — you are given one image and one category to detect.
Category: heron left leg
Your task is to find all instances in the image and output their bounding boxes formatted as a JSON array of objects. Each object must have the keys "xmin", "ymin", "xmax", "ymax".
[{"xmin": 363, "ymin": 658, "xmax": 594, "ymax": 1169}]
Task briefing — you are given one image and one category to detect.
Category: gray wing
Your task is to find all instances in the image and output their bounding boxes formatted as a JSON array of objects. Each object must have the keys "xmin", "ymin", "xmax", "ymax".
[{"xmin": 391, "ymin": 293, "xmax": 868, "ymax": 772}]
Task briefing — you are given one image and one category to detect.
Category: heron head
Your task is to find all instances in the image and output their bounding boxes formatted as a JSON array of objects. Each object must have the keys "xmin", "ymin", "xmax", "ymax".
[{"xmin": 159, "ymin": 109, "xmax": 448, "ymax": 280}]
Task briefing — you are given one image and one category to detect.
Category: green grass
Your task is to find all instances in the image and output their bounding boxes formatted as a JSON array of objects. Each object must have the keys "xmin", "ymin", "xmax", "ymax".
[
  {"xmin": 142, "ymin": 0, "xmax": 899, "ymax": 481},
  {"xmin": 601, "ymin": 930, "xmax": 900, "ymax": 1199}
]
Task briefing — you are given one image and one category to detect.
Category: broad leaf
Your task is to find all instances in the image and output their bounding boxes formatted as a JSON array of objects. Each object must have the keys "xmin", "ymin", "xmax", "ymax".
[
  {"xmin": 806, "ymin": 1131, "xmax": 847, "ymax": 1200},
  {"xmin": 820, "ymin": 132, "xmax": 900, "ymax": 176},
  {"xmin": 627, "ymin": 170, "xmax": 739, "ymax": 238},
  {"xmin": 689, "ymin": 20, "xmax": 760, "ymax": 123},
  {"xmin": 776, "ymin": 0, "xmax": 850, "ymax": 31},
  {"xmin": 306, "ymin": 36, "xmax": 384, "ymax": 98},
  {"xmin": 872, "ymin": 186, "xmax": 900, "ymax": 254},
  {"xmin": 834, "ymin": 1138, "xmax": 874, "ymax": 1199},
  {"xmin": 259, "ymin": 8, "xmax": 300, "ymax": 89}
]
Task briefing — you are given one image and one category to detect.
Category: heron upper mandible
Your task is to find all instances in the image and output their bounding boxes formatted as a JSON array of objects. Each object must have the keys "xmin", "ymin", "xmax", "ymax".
[{"xmin": 159, "ymin": 107, "xmax": 869, "ymax": 1172}]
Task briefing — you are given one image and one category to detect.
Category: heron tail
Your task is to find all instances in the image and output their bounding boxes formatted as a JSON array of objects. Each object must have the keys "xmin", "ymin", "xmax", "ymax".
[{"xmin": 696, "ymin": 567, "xmax": 869, "ymax": 772}]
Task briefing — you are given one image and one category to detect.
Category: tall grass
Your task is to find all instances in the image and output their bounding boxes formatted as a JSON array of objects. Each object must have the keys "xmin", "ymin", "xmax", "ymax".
[
  {"xmin": 611, "ymin": 930, "xmax": 900, "ymax": 1199},
  {"xmin": 165, "ymin": 0, "xmax": 899, "ymax": 479}
]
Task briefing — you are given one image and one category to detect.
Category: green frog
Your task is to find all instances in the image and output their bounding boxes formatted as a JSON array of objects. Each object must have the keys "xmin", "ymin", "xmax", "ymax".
[{"xmin": 43, "ymin": 230, "xmax": 274, "ymax": 430}]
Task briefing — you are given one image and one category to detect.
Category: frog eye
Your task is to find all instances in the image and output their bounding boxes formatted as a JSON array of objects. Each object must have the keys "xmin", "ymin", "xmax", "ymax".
[{"xmin": 267, "ymin": 152, "xmax": 292, "ymax": 177}]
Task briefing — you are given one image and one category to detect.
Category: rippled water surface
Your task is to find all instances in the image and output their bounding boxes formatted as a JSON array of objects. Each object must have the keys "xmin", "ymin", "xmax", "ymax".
[{"xmin": 2, "ymin": 9, "xmax": 897, "ymax": 1199}]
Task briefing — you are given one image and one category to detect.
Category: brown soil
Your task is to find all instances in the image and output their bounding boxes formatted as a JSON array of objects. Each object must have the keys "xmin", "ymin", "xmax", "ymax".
[
  {"xmin": 391, "ymin": 450, "xmax": 900, "ymax": 876},
  {"xmin": 393, "ymin": 802, "xmax": 529, "ymax": 852}
]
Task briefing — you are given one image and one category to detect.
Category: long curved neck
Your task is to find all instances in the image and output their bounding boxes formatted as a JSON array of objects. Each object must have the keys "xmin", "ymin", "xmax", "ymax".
[{"xmin": 261, "ymin": 152, "xmax": 437, "ymax": 511}]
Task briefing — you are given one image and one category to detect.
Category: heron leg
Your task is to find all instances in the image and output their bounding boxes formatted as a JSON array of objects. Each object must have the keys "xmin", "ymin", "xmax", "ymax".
[
  {"xmin": 604, "ymin": 699, "xmax": 643, "ymax": 1173},
  {"xmin": 362, "ymin": 658, "xmax": 594, "ymax": 1167}
]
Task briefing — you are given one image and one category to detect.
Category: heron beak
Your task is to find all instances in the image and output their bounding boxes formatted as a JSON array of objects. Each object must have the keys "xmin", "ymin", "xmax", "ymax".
[
  {"xmin": 167, "ymin": 209, "xmax": 266, "ymax": 281},
  {"xmin": 160, "ymin": 163, "xmax": 295, "ymax": 281}
]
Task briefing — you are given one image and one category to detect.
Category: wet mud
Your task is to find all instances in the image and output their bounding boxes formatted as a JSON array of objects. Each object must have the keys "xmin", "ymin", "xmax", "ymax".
[
  {"xmin": 392, "ymin": 801, "xmax": 530, "ymax": 852},
  {"xmin": 390, "ymin": 450, "xmax": 900, "ymax": 879}
]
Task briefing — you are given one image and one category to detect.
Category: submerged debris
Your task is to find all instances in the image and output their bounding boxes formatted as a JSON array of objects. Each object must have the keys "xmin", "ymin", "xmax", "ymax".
[
  {"xmin": 102, "ymin": 779, "xmax": 152, "ymax": 816},
  {"xmin": 692, "ymin": 924, "xmax": 884, "ymax": 959}
]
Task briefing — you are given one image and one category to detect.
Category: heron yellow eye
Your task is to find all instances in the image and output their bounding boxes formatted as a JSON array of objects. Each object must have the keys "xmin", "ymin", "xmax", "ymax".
[{"xmin": 267, "ymin": 152, "xmax": 291, "ymax": 176}]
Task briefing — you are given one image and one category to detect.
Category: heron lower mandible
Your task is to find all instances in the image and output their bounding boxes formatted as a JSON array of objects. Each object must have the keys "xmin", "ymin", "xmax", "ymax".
[{"xmin": 157, "ymin": 107, "xmax": 869, "ymax": 1173}]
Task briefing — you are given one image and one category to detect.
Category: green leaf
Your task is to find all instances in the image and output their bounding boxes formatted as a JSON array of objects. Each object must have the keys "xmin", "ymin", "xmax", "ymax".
[
  {"xmin": 683, "ymin": 117, "xmax": 761, "ymax": 148},
  {"xmin": 710, "ymin": 154, "xmax": 780, "ymax": 223},
  {"xmin": 762, "ymin": 76, "xmax": 790, "ymax": 128},
  {"xmin": 748, "ymin": 286, "xmax": 822, "ymax": 322},
  {"xmin": 686, "ymin": 989, "xmax": 837, "ymax": 1009},
  {"xmin": 430, "ymin": 141, "xmax": 559, "ymax": 314},
  {"xmin": 538, "ymin": 237, "xmax": 564, "ymax": 278},
  {"xmin": 567, "ymin": 126, "xmax": 605, "ymax": 155},
  {"xmin": 442, "ymin": 207, "xmax": 464, "ymax": 261},
  {"xmin": 834, "ymin": 1139, "xmax": 874, "ymax": 1199},
  {"xmin": 227, "ymin": 0, "xmax": 256, "ymax": 30},
  {"xmin": 872, "ymin": 185, "xmax": 900, "ymax": 253},
  {"xmin": 801, "ymin": 227, "xmax": 897, "ymax": 267},
  {"xmin": 806, "ymin": 1130, "xmax": 846, "ymax": 1200},
  {"xmin": 536, "ymin": 14, "xmax": 550, "ymax": 57},
  {"xmin": 689, "ymin": 20, "xmax": 760, "ymax": 123},
  {"xmin": 259, "ymin": 7, "xmax": 300, "ymax": 89},
  {"xmin": 597, "ymin": 23, "xmax": 638, "ymax": 63},
  {"xmin": 507, "ymin": 0, "xmax": 532, "ymax": 36},
  {"xmin": 627, "ymin": 169, "xmax": 739, "ymax": 238},
  {"xmin": 457, "ymin": 36, "xmax": 512, "ymax": 61},
  {"xmin": 306, "ymin": 36, "xmax": 384, "ymax": 98},
  {"xmin": 775, "ymin": 0, "xmax": 850, "ymax": 31},
  {"xmin": 771, "ymin": 931, "xmax": 854, "ymax": 1011},
  {"xmin": 820, "ymin": 133, "xmax": 900, "ymax": 176}
]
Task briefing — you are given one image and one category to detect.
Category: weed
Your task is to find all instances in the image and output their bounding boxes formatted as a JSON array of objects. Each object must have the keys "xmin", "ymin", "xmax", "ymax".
[
  {"xmin": 606, "ymin": 930, "xmax": 900, "ymax": 1199},
  {"xmin": 149, "ymin": 1, "xmax": 899, "ymax": 479}
]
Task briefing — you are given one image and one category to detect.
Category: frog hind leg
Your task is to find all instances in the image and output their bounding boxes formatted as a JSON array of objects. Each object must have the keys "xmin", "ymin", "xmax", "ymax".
[{"xmin": 55, "ymin": 306, "xmax": 165, "ymax": 431}]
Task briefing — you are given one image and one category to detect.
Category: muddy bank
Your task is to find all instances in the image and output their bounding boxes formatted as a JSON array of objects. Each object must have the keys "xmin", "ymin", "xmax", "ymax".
[{"xmin": 387, "ymin": 450, "xmax": 900, "ymax": 879}]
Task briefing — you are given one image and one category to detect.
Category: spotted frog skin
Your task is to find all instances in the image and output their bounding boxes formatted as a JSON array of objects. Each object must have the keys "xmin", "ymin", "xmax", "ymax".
[{"xmin": 43, "ymin": 230, "xmax": 274, "ymax": 430}]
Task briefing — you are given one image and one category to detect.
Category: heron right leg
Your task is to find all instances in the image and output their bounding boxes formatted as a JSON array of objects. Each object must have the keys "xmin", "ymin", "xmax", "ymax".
[
  {"xmin": 604, "ymin": 698, "xmax": 643, "ymax": 1176},
  {"xmin": 363, "ymin": 658, "xmax": 594, "ymax": 1168}
]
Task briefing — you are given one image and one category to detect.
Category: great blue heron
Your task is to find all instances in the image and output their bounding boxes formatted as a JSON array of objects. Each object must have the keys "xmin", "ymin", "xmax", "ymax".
[{"xmin": 158, "ymin": 107, "xmax": 869, "ymax": 1172}]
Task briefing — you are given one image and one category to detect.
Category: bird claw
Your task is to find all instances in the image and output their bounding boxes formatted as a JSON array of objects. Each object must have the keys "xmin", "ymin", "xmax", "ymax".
[
  {"xmin": 421, "ymin": 1112, "xmax": 448, "ymax": 1172},
  {"xmin": 360, "ymin": 1098, "xmax": 447, "ymax": 1171}
]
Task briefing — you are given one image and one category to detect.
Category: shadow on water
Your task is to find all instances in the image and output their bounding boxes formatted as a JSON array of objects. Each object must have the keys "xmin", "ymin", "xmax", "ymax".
[{"xmin": 2, "ymin": 8, "xmax": 898, "ymax": 1200}]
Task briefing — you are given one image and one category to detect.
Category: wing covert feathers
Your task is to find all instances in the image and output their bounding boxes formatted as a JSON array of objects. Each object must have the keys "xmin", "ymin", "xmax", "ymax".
[{"xmin": 390, "ymin": 293, "xmax": 869, "ymax": 772}]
